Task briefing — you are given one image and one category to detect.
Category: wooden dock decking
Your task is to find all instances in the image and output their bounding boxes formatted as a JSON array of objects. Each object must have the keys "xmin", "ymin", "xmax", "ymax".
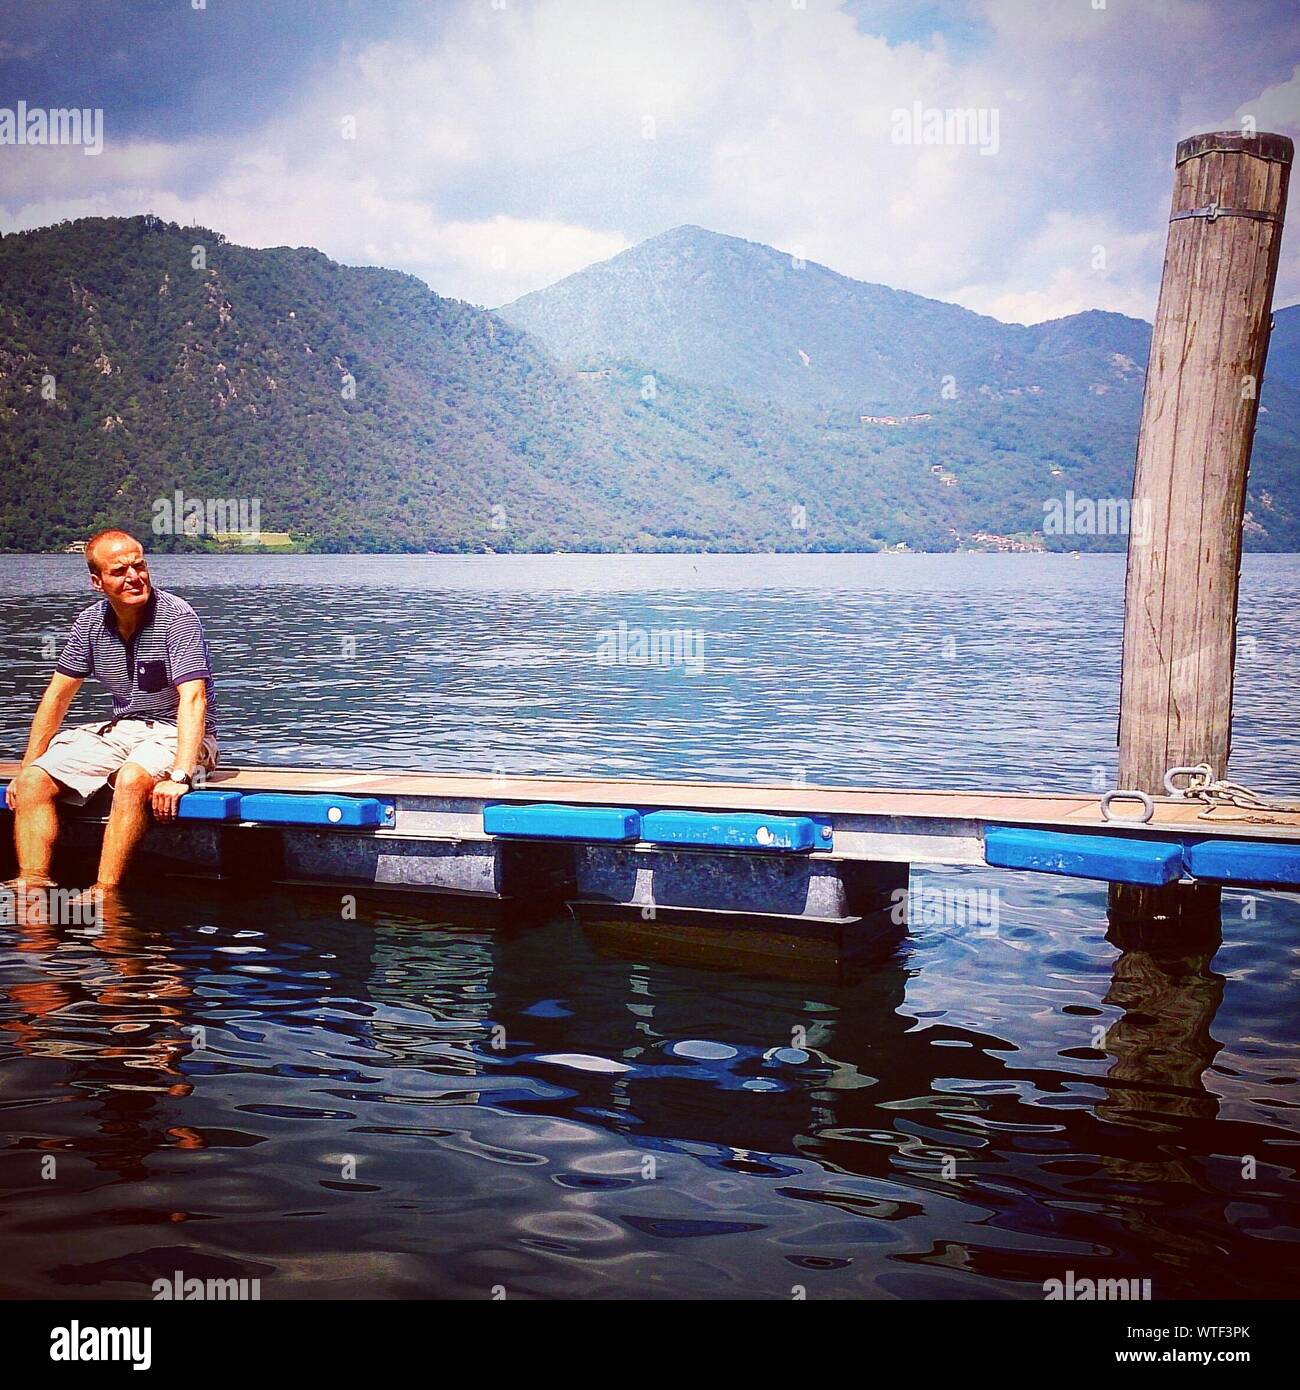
[
  {"xmin": 6, "ymin": 759, "xmax": 1298, "ymax": 853},
  {"xmin": 5, "ymin": 761, "xmax": 1299, "ymax": 941}
]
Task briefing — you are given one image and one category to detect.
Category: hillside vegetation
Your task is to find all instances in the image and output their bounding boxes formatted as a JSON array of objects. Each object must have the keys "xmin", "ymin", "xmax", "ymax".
[{"xmin": 2, "ymin": 216, "xmax": 1295, "ymax": 553}]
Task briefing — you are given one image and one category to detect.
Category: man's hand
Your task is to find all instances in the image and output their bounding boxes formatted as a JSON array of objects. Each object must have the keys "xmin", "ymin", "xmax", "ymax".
[
  {"xmin": 5, "ymin": 758, "xmax": 39, "ymax": 810},
  {"xmin": 151, "ymin": 778, "xmax": 188, "ymax": 822}
]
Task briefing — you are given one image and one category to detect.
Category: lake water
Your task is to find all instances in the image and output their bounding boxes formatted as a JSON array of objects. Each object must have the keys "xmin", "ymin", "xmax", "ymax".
[{"xmin": 1, "ymin": 552, "xmax": 1298, "ymax": 1299}]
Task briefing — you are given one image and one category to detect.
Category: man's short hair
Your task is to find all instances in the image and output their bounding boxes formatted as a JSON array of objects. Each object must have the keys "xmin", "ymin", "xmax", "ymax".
[{"xmin": 85, "ymin": 530, "xmax": 142, "ymax": 576}]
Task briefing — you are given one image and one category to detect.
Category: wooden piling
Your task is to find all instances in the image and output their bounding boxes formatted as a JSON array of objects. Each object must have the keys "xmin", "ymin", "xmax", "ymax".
[
  {"xmin": 1113, "ymin": 130, "xmax": 1292, "ymax": 922},
  {"xmin": 1118, "ymin": 131, "xmax": 1292, "ymax": 790}
]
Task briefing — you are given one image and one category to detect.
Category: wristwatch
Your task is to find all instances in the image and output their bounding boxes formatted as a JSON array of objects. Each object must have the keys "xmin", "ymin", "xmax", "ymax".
[{"xmin": 168, "ymin": 769, "xmax": 192, "ymax": 785}]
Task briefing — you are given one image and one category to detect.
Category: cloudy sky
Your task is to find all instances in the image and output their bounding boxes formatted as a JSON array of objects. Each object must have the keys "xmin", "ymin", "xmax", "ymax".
[{"xmin": 1, "ymin": 0, "xmax": 1297, "ymax": 322}]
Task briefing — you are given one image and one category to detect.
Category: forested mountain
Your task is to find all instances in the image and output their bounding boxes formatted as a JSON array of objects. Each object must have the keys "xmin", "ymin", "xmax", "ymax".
[
  {"xmin": 1, "ymin": 216, "xmax": 1296, "ymax": 553},
  {"xmin": 500, "ymin": 225, "xmax": 1151, "ymax": 415},
  {"xmin": 500, "ymin": 224, "xmax": 1300, "ymax": 549}
]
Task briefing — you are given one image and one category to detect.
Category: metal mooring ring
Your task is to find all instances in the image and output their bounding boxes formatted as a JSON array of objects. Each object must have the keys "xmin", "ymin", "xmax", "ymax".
[
  {"xmin": 1100, "ymin": 789, "xmax": 1155, "ymax": 824},
  {"xmin": 1163, "ymin": 764, "xmax": 1213, "ymax": 797}
]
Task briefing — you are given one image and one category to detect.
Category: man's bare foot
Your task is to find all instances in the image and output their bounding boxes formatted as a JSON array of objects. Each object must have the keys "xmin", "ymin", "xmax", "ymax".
[
  {"xmin": 2, "ymin": 874, "xmax": 56, "ymax": 892},
  {"xmin": 82, "ymin": 883, "xmax": 138, "ymax": 935},
  {"xmin": 68, "ymin": 881, "xmax": 119, "ymax": 909},
  {"xmin": 3, "ymin": 877, "xmax": 63, "ymax": 929}
]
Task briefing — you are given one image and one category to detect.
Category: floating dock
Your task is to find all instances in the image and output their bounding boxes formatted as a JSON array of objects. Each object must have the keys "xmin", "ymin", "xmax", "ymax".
[{"xmin": 4, "ymin": 761, "xmax": 1299, "ymax": 964}]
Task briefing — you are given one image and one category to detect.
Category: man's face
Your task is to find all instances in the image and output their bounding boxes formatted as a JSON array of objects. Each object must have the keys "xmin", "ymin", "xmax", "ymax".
[{"xmin": 90, "ymin": 538, "xmax": 152, "ymax": 609}]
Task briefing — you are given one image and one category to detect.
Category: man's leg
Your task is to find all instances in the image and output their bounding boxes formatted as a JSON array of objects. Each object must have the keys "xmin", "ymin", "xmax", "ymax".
[
  {"xmin": 19, "ymin": 723, "xmax": 132, "ymax": 891},
  {"xmin": 8, "ymin": 766, "xmax": 62, "ymax": 884},
  {"xmin": 95, "ymin": 762, "xmax": 157, "ymax": 889}
]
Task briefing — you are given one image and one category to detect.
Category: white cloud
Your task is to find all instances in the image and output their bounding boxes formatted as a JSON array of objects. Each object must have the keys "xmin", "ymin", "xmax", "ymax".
[
  {"xmin": 2, "ymin": 0, "xmax": 1296, "ymax": 319},
  {"xmin": 0, "ymin": 140, "xmax": 188, "ymax": 202},
  {"xmin": 1239, "ymin": 64, "xmax": 1300, "ymax": 138},
  {"xmin": 953, "ymin": 212, "xmax": 1164, "ymax": 324},
  {"xmin": 1, "ymin": 165, "xmax": 626, "ymax": 308}
]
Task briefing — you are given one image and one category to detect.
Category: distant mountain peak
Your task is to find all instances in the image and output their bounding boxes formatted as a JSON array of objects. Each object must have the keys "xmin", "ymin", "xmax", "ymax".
[
  {"xmin": 497, "ymin": 223, "xmax": 1156, "ymax": 416},
  {"xmin": 640, "ymin": 223, "xmax": 749, "ymax": 246}
]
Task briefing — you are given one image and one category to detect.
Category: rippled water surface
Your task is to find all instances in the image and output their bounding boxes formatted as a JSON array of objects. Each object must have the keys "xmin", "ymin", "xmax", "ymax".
[{"xmin": 1, "ymin": 553, "xmax": 1298, "ymax": 1299}]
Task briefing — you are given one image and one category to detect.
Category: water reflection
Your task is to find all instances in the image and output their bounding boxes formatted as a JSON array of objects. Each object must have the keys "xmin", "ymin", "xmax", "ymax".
[
  {"xmin": 5, "ymin": 904, "xmax": 190, "ymax": 1131},
  {"xmin": 1100, "ymin": 927, "xmax": 1225, "ymax": 1130},
  {"xmin": 2, "ymin": 877, "xmax": 1297, "ymax": 1300}
]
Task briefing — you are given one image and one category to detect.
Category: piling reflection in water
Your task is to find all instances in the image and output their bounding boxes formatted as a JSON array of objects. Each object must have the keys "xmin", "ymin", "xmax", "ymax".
[{"xmin": 1100, "ymin": 923, "xmax": 1225, "ymax": 1130}]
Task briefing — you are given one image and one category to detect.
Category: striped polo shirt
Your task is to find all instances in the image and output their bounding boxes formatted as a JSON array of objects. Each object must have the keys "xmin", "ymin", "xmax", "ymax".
[{"xmin": 56, "ymin": 588, "xmax": 219, "ymax": 735}]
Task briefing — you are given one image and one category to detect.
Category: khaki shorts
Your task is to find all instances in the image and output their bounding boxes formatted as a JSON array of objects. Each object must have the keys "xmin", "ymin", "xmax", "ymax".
[{"xmin": 31, "ymin": 718, "xmax": 219, "ymax": 806}]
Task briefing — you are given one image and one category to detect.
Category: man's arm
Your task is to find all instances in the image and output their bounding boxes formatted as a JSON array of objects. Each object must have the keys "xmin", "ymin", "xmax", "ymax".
[
  {"xmin": 33, "ymin": 610, "xmax": 93, "ymax": 761},
  {"xmin": 22, "ymin": 671, "xmax": 83, "ymax": 764},
  {"xmin": 170, "ymin": 679, "xmax": 206, "ymax": 777},
  {"xmin": 150, "ymin": 679, "xmax": 206, "ymax": 822},
  {"xmin": 5, "ymin": 673, "xmax": 83, "ymax": 810}
]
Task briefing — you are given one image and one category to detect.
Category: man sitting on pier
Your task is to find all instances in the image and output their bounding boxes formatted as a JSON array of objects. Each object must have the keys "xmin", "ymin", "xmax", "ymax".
[{"xmin": 4, "ymin": 530, "xmax": 218, "ymax": 900}]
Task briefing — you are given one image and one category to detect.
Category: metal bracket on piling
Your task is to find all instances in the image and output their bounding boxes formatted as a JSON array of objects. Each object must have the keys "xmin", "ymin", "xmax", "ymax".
[{"xmin": 1170, "ymin": 202, "xmax": 1282, "ymax": 225}]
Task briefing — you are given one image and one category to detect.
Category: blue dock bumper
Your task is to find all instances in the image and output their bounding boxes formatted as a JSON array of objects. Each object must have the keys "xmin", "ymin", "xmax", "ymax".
[
  {"xmin": 1183, "ymin": 838, "xmax": 1300, "ymax": 886},
  {"xmin": 640, "ymin": 809, "xmax": 823, "ymax": 852},
  {"xmin": 176, "ymin": 789, "xmax": 243, "ymax": 821},
  {"xmin": 984, "ymin": 826, "xmax": 1183, "ymax": 886},
  {"xmin": 239, "ymin": 793, "xmax": 393, "ymax": 829},
  {"xmin": 484, "ymin": 803, "xmax": 641, "ymax": 842}
]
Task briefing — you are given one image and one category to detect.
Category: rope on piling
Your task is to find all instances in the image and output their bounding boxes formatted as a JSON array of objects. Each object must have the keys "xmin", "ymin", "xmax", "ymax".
[{"xmin": 1163, "ymin": 764, "xmax": 1300, "ymax": 822}]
